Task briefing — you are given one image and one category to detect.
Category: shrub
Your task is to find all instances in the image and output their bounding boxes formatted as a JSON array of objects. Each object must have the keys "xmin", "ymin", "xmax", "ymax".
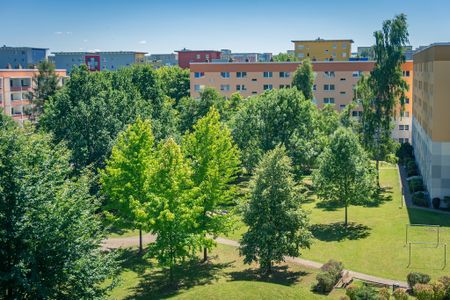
[
  {"xmin": 392, "ymin": 288, "xmax": 408, "ymax": 300},
  {"xmin": 396, "ymin": 142, "xmax": 414, "ymax": 165},
  {"xmin": 346, "ymin": 284, "xmax": 358, "ymax": 300},
  {"xmin": 314, "ymin": 260, "xmax": 344, "ymax": 293},
  {"xmin": 346, "ymin": 284, "xmax": 378, "ymax": 300},
  {"xmin": 340, "ymin": 296, "xmax": 351, "ymax": 300},
  {"xmin": 438, "ymin": 275, "xmax": 450, "ymax": 291},
  {"xmin": 315, "ymin": 271, "xmax": 337, "ymax": 293},
  {"xmin": 414, "ymin": 284, "xmax": 434, "ymax": 300},
  {"xmin": 432, "ymin": 197, "xmax": 441, "ymax": 209},
  {"xmin": 431, "ymin": 281, "xmax": 447, "ymax": 300},
  {"xmin": 443, "ymin": 196, "xmax": 450, "ymax": 207},
  {"xmin": 412, "ymin": 192, "xmax": 429, "ymax": 207},
  {"xmin": 408, "ymin": 272, "xmax": 431, "ymax": 288},
  {"xmin": 407, "ymin": 160, "xmax": 419, "ymax": 177},
  {"xmin": 409, "ymin": 178, "xmax": 424, "ymax": 193},
  {"xmin": 379, "ymin": 287, "xmax": 390, "ymax": 300}
]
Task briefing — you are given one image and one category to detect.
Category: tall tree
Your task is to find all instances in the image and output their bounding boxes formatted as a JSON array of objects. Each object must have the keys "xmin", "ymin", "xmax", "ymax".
[
  {"xmin": 240, "ymin": 146, "xmax": 312, "ymax": 274},
  {"xmin": 272, "ymin": 52, "xmax": 299, "ymax": 62},
  {"xmin": 40, "ymin": 65, "xmax": 152, "ymax": 171},
  {"xmin": 156, "ymin": 66, "xmax": 190, "ymax": 105},
  {"xmin": 359, "ymin": 14, "xmax": 409, "ymax": 186},
  {"xmin": 0, "ymin": 119, "xmax": 118, "ymax": 299},
  {"xmin": 146, "ymin": 138, "xmax": 199, "ymax": 282},
  {"xmin": 292, "ymin": 59, "xmax": 314, "ymax": 100},
  {"xmin": 182, "ymin": 108, "xmax": 240, "ymax": 262},
  {"xmin": 232, "ymin": 88, "xmax": 319, "ymax": 175},
  {"xmin": 31, "ymin": 60, "xmax": 60, "ymax": 121},
  {"xmin": 313, "ymin": 128, "xmax": 376, "ymax": 226},
  {"xmin": 100, "ymin": 117, "xmax": 155, "ymax": 254}
]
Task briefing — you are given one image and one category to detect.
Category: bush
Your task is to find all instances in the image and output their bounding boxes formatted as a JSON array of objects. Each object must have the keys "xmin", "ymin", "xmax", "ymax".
[
  {"xmin": 346, "ymin": 284, "xmax": 378, "ymax": 300},
  {"xmin": 408, "ymin": 272, "xmax": 431, "ymax": 288},
  {"xmin": 431, "ymin": 281, "xmax": 447, "ymax": 300},
  {"xmin": 315, "ymin": 271, "xmax": 337, "ymax": 293},
  {"xmin": 314, "ymin": 260, "xmax": 344, "ymax": 293},
  {"xmin": 414, "ymin": 284, "xmax": 434, "ymax": 300},
  {"xmin": 396, "ymin": 142, "xmax": 414, "ymax": 165},
  {"xmin": 407, "ymin": 160, "xmax": 419, "ymax": 177},
  {"xmin": 379, "ymin": 287, "xmax": 390, "ymax": 300},
  {"xmin": 432, "ymin": 197, "xmax": 441, "ymax": 209},
  {"xmin": 412, "ymin": 192, "xmax": 429, "ymax": 207},
  {"xmin": 392, "ymin": 288, "xmax": 408, "ymax": 300},
  {"xmin": 438, "ymin": 276, "xmax": 450, "ymax": 299},
  {"xmin": 409, "ymin": 178, "xmax": 424, "ymax": 193}
]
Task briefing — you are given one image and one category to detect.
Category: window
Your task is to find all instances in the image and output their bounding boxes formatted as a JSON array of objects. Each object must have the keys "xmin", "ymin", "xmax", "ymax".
[
  {"xmin": 342, "ymin": 43, "xmax": 347, "ymax": 49},
  {"xmin": 263, "ymin": 84, "xmax": 273, "ymax": 90},
  {"xmin": 323, "ymin": 97, "xmax": 335, "ymax": 104},
  {"xmin": 402, "ymin": 70, "xmax": 410, "ymax": 77},
  {"xmin": 297, "ymin": 45, "xmax": 305, "ymax": 50},
  {"xmin": 195, "ymin": 54, "xmax": 201, "ymax": 59},
  {"xmin": 279, "ymin": 84, "xmax": 290, "ymax": 89},
  {"xmin": 220, "ymin": 84, "xmax": 230, "ymax": 91},
  {"xmin": 279, "ymin": 72, "xmax": 290, "ymax": 78},
  {"xmin": 399, "ymin": 125, "xmax": 409, "ymax": 130},
  {"xmin": 221, "ymin": 72, "xmax": 230, "ymax": 78},
  {"xmin": 352, "ymin": 111, "xmax": 358, "ymax": 117},
  {"xmin": 399, "ymin": 138, "xmax": 404, "ymax": 143},
  {"xmin": 340, "ymin": 78, "xmax": 346, "ymax": 81},
  {"xmin": 194, "ymin": 84, "xmax": 204, "ymax": 92},
  {"xmin": 323, "ymin": 84, "xmax": 335, "ymax": 91},
  {"xmin": 298, "ymin": 53, "xmax": 305, "ymax": 58},
  {"xmin": 236, "ymin": 72, "xmax": 247, "ymax": 78},
  {"xmin": 340, "ymin": 91, "xmax": 346, "ymax": 95},
  {"xmin": 405, "ymin": 125, "xmax": 409, "ymax": 130},
  {"xmin": 340, "ymin": 104, "xmax": 346, "ymax": 109},
  {"xmin": 324, "ymin": 71, "xmax": 335, "ymax": 78},
  {"xmin": 205, "ymin": 54, "xmax": 209, "ymax": 60},
  {"xmin": 236, "ymin": 84, "xmax": 247, "ymax": 91},
  {"xmin": 263, "ymin": 71, "xmax": 273, "ymax": 78},
  {"xmin": 11, "ymin": 106, "xmax": 22, "ymax": 115},
  {"xmin": 313, "ymin": 84, "xmax": 317, "ymax": 91},
  {"xmin": 194, "ymin": 72, "xmax": 204, "ymax": 78},
  {"xmin": 252, "ymin": 91, "xmax": 258, "ymax": 94},
  {"xmin": 405, "ymin": 97, "xmax": 410, "ymax": 104},
  {"xmin": 342, "ymin": 52, "xmax": 347, "ymax": 58},
  {"xmin": 252, "ymin": 78, "xmax": 257, "ymax": 82},
  {"xmin": 400, "ymin": 111, "xmax": 410, "ymax": 118},
  {"xmin": 352, "ymin": 71, "xmax": 362, "ymax": 77},
  {"xmin": 332, "ymin": 44, "xmax": 337, "ymax": 49}
]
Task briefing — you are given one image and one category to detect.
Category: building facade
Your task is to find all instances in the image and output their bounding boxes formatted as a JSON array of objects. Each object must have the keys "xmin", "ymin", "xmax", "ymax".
[
  {"xmin": 292, "ymin": 39, "xmax": 353, "ymax": 61},
  {"xmin": 412, "ymin": 43, "xmax": 450, "ymax": 199},
  {"xmin": 190, "ymin": 61, "xmax": 413, "ymax": 143},
  {"xmin": 176, "ymin": 49, "xmax": 222, "ymax": 69},
  {"xmin": 51, "ymin": 51, "xmax": 147, "ymax": 72},
  {"xmin": 0, "ymin": 69, "xmax": 67, "ymax": 124},
  {"xmin": 0, "ymin": 46, "xmax": 48, "ymax": 69},
  {"xmin": 219, "ymin": 50, "xmax": 272, "ymax": 62},
  {"xmin": 147, "ymin": 53, "xmax": 178, "ymax": 67}
]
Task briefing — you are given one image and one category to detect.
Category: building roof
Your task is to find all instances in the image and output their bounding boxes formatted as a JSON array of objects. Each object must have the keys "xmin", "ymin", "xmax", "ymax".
[
  {"xmin": 413, "ymin": 42, "xmax": 450, "ymax": 55},
  {"xmin": 1, "ymin": 45, "xmax": 49, "ymax": 51},
  {"xmin": 291, "ymin": 39, "xmax": 354, "ymax": 43},
  {"xmin": 51, "ymin": 51, "xmax": 147, "ymax": 55},
  {"xmin": 175, "ymin": 48, "xmax": 221, "ymax": 53}
]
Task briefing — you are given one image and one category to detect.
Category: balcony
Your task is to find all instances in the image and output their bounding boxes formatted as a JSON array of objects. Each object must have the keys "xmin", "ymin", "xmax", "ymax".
[{"xmin": 10, "ymin": 86, "xmax": 31, "ymax": 92}]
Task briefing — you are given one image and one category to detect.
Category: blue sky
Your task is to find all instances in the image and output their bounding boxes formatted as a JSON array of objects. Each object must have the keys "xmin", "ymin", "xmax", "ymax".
[{"xmin": 1, "ymin": 0, "xmax": 449, "ymax": 54}]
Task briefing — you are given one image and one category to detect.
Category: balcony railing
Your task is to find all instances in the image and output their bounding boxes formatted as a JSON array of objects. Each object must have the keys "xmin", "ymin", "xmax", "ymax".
[{"xmin": 10, "ymin": 86, "xmax": 31, "ymax": 92}]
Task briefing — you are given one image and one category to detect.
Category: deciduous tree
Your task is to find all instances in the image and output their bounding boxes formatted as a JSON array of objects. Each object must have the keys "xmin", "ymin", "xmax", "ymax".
[
  {"xmin": 31, "ymin": 60, "xmax": 60, "ymax": 121},
  {"xmin": 240, "ymin": 146, "xmax": 312, "ymax": 274},
  {"xmin": 292, "ymin": 59, "xmax": 314, "ymax": 100}
]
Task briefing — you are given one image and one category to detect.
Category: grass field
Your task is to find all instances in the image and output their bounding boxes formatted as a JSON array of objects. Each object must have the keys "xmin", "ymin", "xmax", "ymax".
[
  {"xmin": 225, "ymin": 167, "xmax": 450, "ymax": 281},
  {"xmin": 108, "ymin": 244, "xmax": 346, "ymax": 299}
]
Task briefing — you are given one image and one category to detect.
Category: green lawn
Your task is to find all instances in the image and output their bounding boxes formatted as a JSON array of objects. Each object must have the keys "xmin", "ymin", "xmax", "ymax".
[
  {"xmin": 224, "ymin": 167, "xmax": 450, "ymax": 281},
  {"xmin": 108, "ymin": 244, "xmax": 346, "ymax": 299}
]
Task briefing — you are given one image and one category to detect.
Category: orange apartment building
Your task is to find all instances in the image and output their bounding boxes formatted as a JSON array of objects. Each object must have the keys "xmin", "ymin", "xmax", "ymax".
[
  {"xmin": 190, "ymin": 61, "xmax": 413, "ymax": 143},
  {"xmin": 0, "ymin": 69, "xmax": 67, "ymax": 124}
]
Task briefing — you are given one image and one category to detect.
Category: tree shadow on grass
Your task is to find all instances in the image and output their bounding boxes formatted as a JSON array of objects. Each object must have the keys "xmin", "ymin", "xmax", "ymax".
[
  {"xmin": 310, "ymin": 222, "xmax": 371, "ymax": 242},
  {"xmin": 123, "ymin": 254, "xmax": 233, "ymax": 299},
  {"xmin": 228, "ymin": 265, "xmax": 309, "ymax": 286}
]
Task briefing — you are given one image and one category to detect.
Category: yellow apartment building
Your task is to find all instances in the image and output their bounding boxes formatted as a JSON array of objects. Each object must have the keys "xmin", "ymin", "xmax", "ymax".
[
  {"xmin": 412, "ymin": 43, "xmax": 450, "ymax": 200},
  {"xmin": 292, "ymin": 38, "xmax": 353, "ymax": 61}
]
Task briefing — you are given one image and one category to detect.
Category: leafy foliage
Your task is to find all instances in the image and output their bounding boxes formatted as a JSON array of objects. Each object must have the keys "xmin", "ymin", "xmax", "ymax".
[
  {"xmin": 292, "ymin": 59, "xmax": 314, "ymax": 100},
  {"xmin": 272, "ymin": 52, "xmax": 299, "ymax": 62},
  {"xmin": 240, "ymin": 146, "xmax": 312, "ymax": 274},
  {"xmin": 313, "ymin": 127, "xmax": 376, "ymax": 225},
  {"xmin": 407, "ymin": 272, "xmax": 431, "ymax": 288},
  {"xmin": 314, "ymin": 260, "xmax": 344, "ymax": 293},
  {"xmin": 31, "ymin": 60, "xmax": 60, "ymax": 120},
  {"xmin": 0, "ymin": 125, "xmax": 118, "ymax": 299},
  {"xmin": 155, "ymin": 65, "xmax": 190, "ymax": 105}
]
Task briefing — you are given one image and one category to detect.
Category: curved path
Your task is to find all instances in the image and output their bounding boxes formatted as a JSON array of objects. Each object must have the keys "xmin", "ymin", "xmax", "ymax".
[{"xmin": 103, "ymin": 234, "xmax": 409, "ymax": 289}]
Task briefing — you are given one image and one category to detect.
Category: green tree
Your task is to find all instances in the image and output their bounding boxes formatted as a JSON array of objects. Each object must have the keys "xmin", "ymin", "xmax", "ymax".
[
  {"xmin": 313, "ymin": 128, "xmax": 376, "ymax": 226},
  {"xmin": 240, "ymin": 146, "xmax": 312, "ymax": 274},
  {"xmin": 292, "ymin": 59, "xmax": 314, "ymax": 100},
  {"xmin": 0, "ymin": 119, "xmax": 117, "ymax": 299},
  {"xmin": 177, "ymin": 87, "xmax": 226, "ymax": 133},
  {"xmin": 272, "ymin": 52, "xmax": 299, "ymax": 62},
  {"xmin": 31, "ymin": 60, "xmax": 60, "ymax": 121},
  {"xmin": 358, "ymin": 14, "xmax": 409, "ymax": 186},
  {"xmin": 146, "ymin": 138, "xmax": 199, "ymax": 282},
  {"xmin": 100, "ymin": 117, "xmax": 155, "ymax": 254},
  {"xmin": 40, "ymin": 65, "xmax": 152, "ymax": 171},
  {"xmin": 232, "ymin": 88, "xmax": 319, "ymax": 175},
  {"xmin": 156, "ymin": 65, "xmax": 190, "ymax": 105},
  {"xmin": 183, "ymin": 108, "xmax": 240, "ymax": 261}
]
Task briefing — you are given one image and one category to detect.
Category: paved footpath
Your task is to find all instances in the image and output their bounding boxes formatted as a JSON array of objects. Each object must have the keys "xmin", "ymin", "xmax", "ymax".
[{"xmin": 104, "ymin": 234, "xmax": 409, "ymax": 289}]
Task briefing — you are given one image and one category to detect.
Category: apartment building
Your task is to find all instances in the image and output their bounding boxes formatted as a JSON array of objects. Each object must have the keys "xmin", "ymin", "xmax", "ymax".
[
  {"xmin": 190, "ymin": 60, "xmax": 413, "ymax": 142},
  {"xmin": 51, "ymin": 51, "xmax": 147, "ymax": 72},
  {"xmin": 219, "ymin": 50, "xmax": 273, "ymax": 62},
  {"xmin": 412, "ymin": 43, "xmax": 450, "ymax": 199},
  {"xmin": 147, "ymin": 53, "xmax": 178, "ymax": 67},
  {"xmin": 0, "ymin": 45, "xmax": 48, "ymax": 69},
  {"xmin": 292, "ymin": 38, "xmax": 353, "ymax": 61},
  {"xmin": 0, "ymin": 69, "xmax": 67, "ymax": 124},
  {"xmin": 176, "ymin": 49, "xmax": 222, "ymax": 69}
]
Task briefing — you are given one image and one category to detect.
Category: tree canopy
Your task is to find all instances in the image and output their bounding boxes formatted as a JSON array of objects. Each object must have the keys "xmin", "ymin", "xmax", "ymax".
[{"xmin": 292, "ymin": 59, "xmax": 314, "ymax": 100}]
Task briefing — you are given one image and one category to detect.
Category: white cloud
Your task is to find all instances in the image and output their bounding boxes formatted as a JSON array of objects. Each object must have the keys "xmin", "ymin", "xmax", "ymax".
[
  {"xmin": 83, "ymin": 39, "xmax": 88, "ymax": 43},
  {"xmin": 54, "ymin": 31, "xmax": 63, "ymax": 35},
  {"xmin": 139, "ymin": 40, "xmax": 147, "ymax": 44}
]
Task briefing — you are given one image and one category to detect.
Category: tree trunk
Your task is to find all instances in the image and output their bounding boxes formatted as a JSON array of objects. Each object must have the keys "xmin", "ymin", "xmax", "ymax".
[
  {"xmin": 344, "ymin": 204, "xmax": 348, "ymax": 227},
  {"xmin": 203, "ymin": 247, "xmax": 208, "ymax": 262},
  {"xmin": 376, "ymin": 158, "xmax": 380, "ymax": 188},
  {"xmin": 139, "ymin": 228, "xmax": 143, "ymax": 255}
]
